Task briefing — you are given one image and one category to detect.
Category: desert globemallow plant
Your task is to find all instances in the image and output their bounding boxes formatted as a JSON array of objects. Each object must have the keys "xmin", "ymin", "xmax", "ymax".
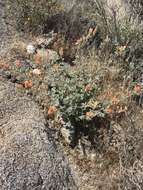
[{"xmin": 46, "ymin": 64, "xmax": 106, "ymax": 145}]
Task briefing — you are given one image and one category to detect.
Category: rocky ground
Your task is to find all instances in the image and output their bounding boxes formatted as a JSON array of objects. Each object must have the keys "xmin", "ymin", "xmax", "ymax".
[{"xmin": 0, "ymin": 79, "xmax": 78, "ymax": 190}]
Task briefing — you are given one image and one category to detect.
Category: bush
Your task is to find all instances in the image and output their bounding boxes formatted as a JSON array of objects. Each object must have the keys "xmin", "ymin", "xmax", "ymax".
[
  {"xmin": 47, "ymin": 64, "xmax": 103, "ymax": 123},
  {"xmin": 6, "ymin": 47, "xmax": 114, "ymax": 146}
]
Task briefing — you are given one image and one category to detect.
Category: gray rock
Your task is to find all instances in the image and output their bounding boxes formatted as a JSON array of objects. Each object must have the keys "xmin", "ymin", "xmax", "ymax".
[{"xmin": 0, "ymin": 80, "xmax": 78, "ymax": 190}]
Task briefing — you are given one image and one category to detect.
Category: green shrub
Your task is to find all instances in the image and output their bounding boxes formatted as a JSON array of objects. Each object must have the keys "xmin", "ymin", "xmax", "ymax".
[
  {"xmin": 6, "ymin": 50, "xmax": 109, "ymax": 145},
  {"xmin": 47, "ymin": 64, "xmax": 103, "ymax": 122}
]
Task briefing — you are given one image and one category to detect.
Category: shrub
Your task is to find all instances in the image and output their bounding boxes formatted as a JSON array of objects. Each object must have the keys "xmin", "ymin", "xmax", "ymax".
[
  {"xmin": 47, "ymin": 64, "xmax": 102, "ymax": 122},
  {"xmin": 6, "ymin": 49, "xmax": 112, "ymax": 146}
]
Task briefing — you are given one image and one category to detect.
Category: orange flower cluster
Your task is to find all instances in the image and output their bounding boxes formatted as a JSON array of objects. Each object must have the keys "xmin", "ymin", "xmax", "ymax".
[
  {"xmin": 0, "ymin": 63, "xmax": 10, "ymax": 69},
  {"xmin": 47, "ymin": 106, "xmax": 57, "ymax": 116},
  {"xmin": 86, "ymin": 111, "xmax": 94, "ymax": 118},
  {"xmin": 105, "ymin": 106, "xmax": 113, "ymax": 114},
  {"xmin": 75, "ymin": 27, "xmax": 97, "ymax": 46},
  {"xmin": 105, "ymin": 104, "xmax": 127, "ymax": 115},
  {"xmin": 23, "ymin": 80, "xmax": 33, "ymax": 88},
  {"xmin": 85, "ymin": 84, "xmax": 92, "ymax": 92}
]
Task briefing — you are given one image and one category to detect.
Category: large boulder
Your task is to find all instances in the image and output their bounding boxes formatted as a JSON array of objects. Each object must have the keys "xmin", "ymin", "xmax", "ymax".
[{"xmin": 0, "ymin": 79, "xmax": 78, "ymax": 190}]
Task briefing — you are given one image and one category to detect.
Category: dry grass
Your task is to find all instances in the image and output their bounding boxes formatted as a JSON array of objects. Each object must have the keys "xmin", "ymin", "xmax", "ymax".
[
  {"xmin": 62, "ymin": 52, "xmax": 143, "ymax": 190},
  {"xmin": 63, "ymin": 102, "xmax": 143, "ymax": 190}
]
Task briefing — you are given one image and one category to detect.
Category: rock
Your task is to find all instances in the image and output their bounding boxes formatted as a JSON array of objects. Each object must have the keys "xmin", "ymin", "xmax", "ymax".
[{"xmin": 0, "ymin": 79, "xmax": 78, "ymax": 190}]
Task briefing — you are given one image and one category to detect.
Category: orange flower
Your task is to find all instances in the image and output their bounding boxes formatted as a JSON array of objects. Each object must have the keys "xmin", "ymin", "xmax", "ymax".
[
  {"xmin": 105, "ymin": 106, "xmax": 113, "ymax": 114},
  {"xmin": 47, "ymin": 106, "xmax": 57, "ymax": 116},
  {"xmin": 0, "ymin": 63, "xmax": 10, "ymax": 69},
  {"xmin": 134, "ymin": 84, "xmax": 141, "ymax": 93},
  {"xmin": 23, "ymin": 80, "xmax": 33, "ymax": 88},
  {"xmin": 86, "ymin": 111, "xmax": 94, "ymax": 118},
  {"xmin": 34, "ymin": 54, "xmax": 42, "ymax": 64},
  {"xmin": 85, "ymin": 84, "xmax": 92, "ymax": 92}
]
